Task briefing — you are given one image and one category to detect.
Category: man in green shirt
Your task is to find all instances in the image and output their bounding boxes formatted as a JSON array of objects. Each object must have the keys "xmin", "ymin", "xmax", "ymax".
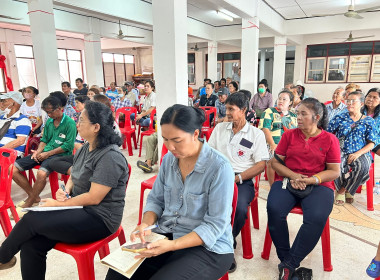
[{"xmin": 12, "ymin": 94, "xmax": 76, "ymax": 212}]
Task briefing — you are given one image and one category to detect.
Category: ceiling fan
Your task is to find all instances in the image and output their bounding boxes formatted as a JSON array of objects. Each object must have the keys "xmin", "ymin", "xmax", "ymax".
[
  {"xmin": 313, "ymin": 0, "xmax": 380, "ymax": 19},
  {"xmin": 189, "ymin": 43, "xmax": 207, "ymax": 51},
  {"xmin": 113, "ymin": 20, "xmax": 145, "ymax": 39},
  {"xmin": 334, "ymin": 31, "xmax": 374, "ymax": 42},
  {"xmin": 0, "ymin": 14, "xmax": 21, "ymax": 20}
]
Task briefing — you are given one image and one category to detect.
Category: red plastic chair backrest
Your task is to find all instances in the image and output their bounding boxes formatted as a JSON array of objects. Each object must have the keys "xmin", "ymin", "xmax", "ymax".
[
  {"xmin": 231, "ymin": 183, "xmax": 238, "ymax": 225},
  {"xmin": 115, "ymin": 107, "xmax": 138, "ymax": 129},
  {"xmin": 159, "ymin": 144, "xmax": 169, "ymax": 165},
  {"xmin": 324, "ymin": 101, "xmax": 332, "ymax": 105},
  {"xmin": 24, "ymin": 135, "xmax": 41, "ymax": 156},
  {"xmin": 199, "ymin": 106, "xmax": 217, "ymax": 128},
  {"xmin": 0, "ymin": 148, "xmax": 18, "ymax": 204},
  {"xmin": 147, "ymin": 108, "xmax": 157, "ymax": 130}
]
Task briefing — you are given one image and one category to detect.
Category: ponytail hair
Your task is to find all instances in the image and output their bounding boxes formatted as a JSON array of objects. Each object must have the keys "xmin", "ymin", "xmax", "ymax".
[{"xmin": 300, "ymin": 98, "xmax": 328, "ymax": 130}]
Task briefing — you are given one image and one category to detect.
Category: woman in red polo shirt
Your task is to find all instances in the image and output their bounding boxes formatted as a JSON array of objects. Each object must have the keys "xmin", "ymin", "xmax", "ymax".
[{"xmin": 267, "ymin": 98, "xmax": 341, "ymax": 280}]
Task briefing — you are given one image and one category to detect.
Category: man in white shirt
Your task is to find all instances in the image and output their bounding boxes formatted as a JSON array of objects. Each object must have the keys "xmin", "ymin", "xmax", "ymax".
[{"xmin": 208, "ymin": 92, "xmax": 268, "ymax": 272}]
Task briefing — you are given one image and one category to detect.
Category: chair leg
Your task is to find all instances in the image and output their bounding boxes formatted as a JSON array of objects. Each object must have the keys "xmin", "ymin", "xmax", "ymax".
[
  {"xmin": 73, "ymin": 252, "xmax": 96, "ymax": 280},
  {"xmin": 138, "ymin": 186, "xmax": 146, "ymax": 225},
  {"xmin": 118, "ymin": 227, "xmax": 126, "ymax": 245},
  {"xmin": 9, "ymin": 205, "xmax": 20, "ymax": 223},
  {"xmin": 122, "ymin": 135, "xmax": 127, "ymax": 150},
  {"xmin": 132, "ymin": 132, "xmax": 137, "ymax": 149},
  {"xmin": 241, "ymin": 207, "xmax": 253, "ymax": 259},
  {"xmin": 0, "ymin": 210, "xmax": 13, "ymax": 237},
  {"xmin": 126, "ymin": 135, "xmax": 133, "ymax": 156},
  {"xmin": 251, "ymin": 199, "xmax": 259, "ymax": 230},
  {"xmin": 98, "ymin": 244, "xmax": 111, "ymax": 259},
  {"xmin": 139, "ymin": 134, "xmax": 144, "ymax": 157},
  {"xmin": 366, "ymin": 164, "xmax": 374, "ymax": 211},
  {"xmin": 219, "ymin": 272, "xmax": 229, "ymax": 280},
  {"xmin": 49, "ymin": 172, "xmax": 59, "ymax": 200},
  {"xmin": 261, "ymin": 225, "xmax": 272, "ymax": 260},
  {"xmin": 320, "ymin": 218, "xmax": 333, "ymax": 272}
]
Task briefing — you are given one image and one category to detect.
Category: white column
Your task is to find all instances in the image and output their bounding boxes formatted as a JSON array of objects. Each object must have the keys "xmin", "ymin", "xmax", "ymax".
[
  {"xmin": 259, "ymin": 49, "xmax": 266, "ymax": 81},
  {"xmin": 293, "ymin": 44, "xmax": 305, "ymax": 84},
  {"xmin": 241, "ymin": 18, "xmax": 259, "ymax": 94},
  {"xmin": 84, "ymin": 33, "xmax": 103, "ymax": 87},
  {"xmin": 272, "ymin": 36, "xmax": 287, "ymax": 97},
  {"xmin": 27, "ymin": 0, "xmax": 61, "ymax": 100},
  {"xmin": 152, "ymin": 0, "xmax": 188, "ymax": 154},
  {"xmin": 207, "ymin": 41, "xmax": 218, "ymax": 82}
]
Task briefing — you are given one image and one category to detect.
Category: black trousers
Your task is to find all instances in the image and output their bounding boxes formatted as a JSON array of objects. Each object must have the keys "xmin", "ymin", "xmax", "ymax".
[
  {"xmin": 105, "ymin": 245, "xmax": 234, "ymax": 280},
  {"xmin": 232, "ymin": 179, "xmax": 255, "ymax": 239},
  {"xmin": 267, "ymin": 181, "xmax": 334, "ymax": 269},
  {"xmin": 46, "ymin": 155, "xmax": 74, "ymax": 175},
  {"xmin": 0, "ymin": 209, "xmax": 111, "ymax": 280}
]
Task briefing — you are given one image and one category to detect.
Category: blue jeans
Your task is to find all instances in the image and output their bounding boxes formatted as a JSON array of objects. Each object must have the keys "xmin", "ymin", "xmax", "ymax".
[
  {"xmin": 267, "ymin": 181, "xmax": 334, "ymax": 269},
  {"xmin": 130, "ymin": 113, "xmax": 150, "ymax": 127}
]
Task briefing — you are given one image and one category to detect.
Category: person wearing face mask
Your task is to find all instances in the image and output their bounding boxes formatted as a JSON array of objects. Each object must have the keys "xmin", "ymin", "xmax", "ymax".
[
  {"xmin": 112, "ymin": 86, "xmax": 132, "ymax": 112},
  {"xmin": 250, "ymin": 79, "xmax": 273, "ymax": 118},
  {"xmin": 0, "ymin": 91, "xmax": 32, "ymax": 157},
  {"xmin": 20, "ymin": 86, "xmax": 43, "ymax": 134}
]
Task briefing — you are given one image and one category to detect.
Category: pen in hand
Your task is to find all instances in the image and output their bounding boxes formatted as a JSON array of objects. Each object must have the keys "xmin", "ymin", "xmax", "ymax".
[
  {"xmin": 132, "ymin": 224, "xmax": 158, "ymax": 234},
  {"xmin": 60, "ymin": 184, "xmax": 70, "ymax": 199}
]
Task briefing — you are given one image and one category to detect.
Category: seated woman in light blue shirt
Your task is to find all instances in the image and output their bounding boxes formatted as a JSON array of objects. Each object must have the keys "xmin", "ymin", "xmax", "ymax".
[{"xmin": 105, "ymin": 104, "xmax": 235, "ymax": 280}]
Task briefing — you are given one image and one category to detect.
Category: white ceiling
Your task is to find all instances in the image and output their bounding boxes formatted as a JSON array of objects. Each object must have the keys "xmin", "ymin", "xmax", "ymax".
[{"xmin": 265, "ymin": 0, "xmax": 380, "ymax": 20}]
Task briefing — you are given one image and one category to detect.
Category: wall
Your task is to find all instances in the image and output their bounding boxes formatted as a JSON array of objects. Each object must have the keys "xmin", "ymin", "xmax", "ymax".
[{"xmin": 293, "ymin": 29, "xmax": 380, "ymax": 102}]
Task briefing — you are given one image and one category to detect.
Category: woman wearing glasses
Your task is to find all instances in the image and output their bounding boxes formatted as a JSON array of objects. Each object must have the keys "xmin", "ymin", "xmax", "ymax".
[
  {"xmin": 362, "ymin": 88, "xmax": 380, "ymax": 156},
  {"xmin": 327, "ymin": 91, "xmax": 378, "ymax": 205}
]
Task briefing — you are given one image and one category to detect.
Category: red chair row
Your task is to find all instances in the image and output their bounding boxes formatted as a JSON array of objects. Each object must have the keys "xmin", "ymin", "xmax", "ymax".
[{"xmin": 116, "ymin": 107, "xmax": 138, "ymax": 156}]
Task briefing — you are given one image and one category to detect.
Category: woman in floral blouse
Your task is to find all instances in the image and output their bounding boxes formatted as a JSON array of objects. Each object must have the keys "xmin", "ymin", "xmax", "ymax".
[{"xmin": 327, "ymin": 91, "xmax": 377, "ymax": 205}]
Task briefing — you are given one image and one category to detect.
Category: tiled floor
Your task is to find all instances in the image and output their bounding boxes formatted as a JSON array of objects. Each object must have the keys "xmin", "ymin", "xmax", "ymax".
[{"xmin": 0, "ymin": 147, "xmax": 379, "ymax": 280}]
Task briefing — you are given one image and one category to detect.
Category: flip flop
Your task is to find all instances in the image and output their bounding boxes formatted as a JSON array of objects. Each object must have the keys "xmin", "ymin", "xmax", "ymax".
[
  {"xmin": 334, "ymin": 193, "xmax": 345, "ymax": 206},
  {"xmin": 367, "ymin": 258, "xmax": 380, "ymax": 278},
  {"xmin": 345, "ymin": 192, "xmax": 354, "ymax": 204},
  {"xmin": 137, "ymin": 160, "xmax": 153, "ymax": 173}
]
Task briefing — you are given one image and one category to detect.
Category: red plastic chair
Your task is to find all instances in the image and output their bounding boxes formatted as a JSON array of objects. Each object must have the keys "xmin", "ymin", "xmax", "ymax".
[
  {"xmin": 0, "ymin": 148, "xmax": 19, "ymax": 236},
  {"xmin": 138, "ymin": 145, "xmax": 168, "ymax": 224},
  {"xmin": 53, "ymin": 164, "xmax": 131, "ymax": 280},
  {"xmin": 261, "ymin": 205, "xmax": 333, "ymax": 272},
  {"xmin": 324, "ymin": 101, "xmax": 332, "ymax": 105},
  {"xmin": 138, "ymin": 108, "xmax": 157, "ymax": 157},
  {"xmin": 356, "ymin": 152, "xmax": 375, "ymax": 211},
  {"xmin": 240, "ymin": 174, "xmax": 261, "ymax": 259},
  {"xmin": 116, "ymin": 107, "xmax": 138, "ymax": 156},
  {"xmin": 219, "ymin": 183, "xmax": 238, "ymax": 280},
  {"xmin": 199, "ymin": 106, "xmax": 217, "ymax": 141}
]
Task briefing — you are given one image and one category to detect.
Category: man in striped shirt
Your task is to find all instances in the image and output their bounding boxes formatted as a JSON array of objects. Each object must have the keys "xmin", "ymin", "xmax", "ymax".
[{"xmin": 0, "ymin": 91, "xmax": 32, "ymax": 157}]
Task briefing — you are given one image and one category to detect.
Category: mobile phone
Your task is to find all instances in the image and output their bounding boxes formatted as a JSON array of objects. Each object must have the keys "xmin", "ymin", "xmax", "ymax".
[{"xmin": 121, "ymin": 242, "xmax": 151, "ymax": 253}]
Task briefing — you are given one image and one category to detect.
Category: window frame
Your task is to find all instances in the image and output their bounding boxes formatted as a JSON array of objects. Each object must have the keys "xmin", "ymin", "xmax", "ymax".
[
  {"xmin": 306, "ymin": 57, "xmax": 326, "ymax": 83},
  {"xmin": 101, "ymin": 52, "xmax": 135, "ymax": 87},
  {"xmin": 58, "ymin": 48, "xmax": 84, "ymax": 86},
  {"xmin": 14, "ymin": 44, "xmax": 38, "ymax": 89},
  {"xmin": 305, "ymin": 40, "xmax": 380, "ymax": 84}
]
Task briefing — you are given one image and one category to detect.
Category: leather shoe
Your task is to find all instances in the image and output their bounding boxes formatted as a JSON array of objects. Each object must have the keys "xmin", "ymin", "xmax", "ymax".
[{"xmin": 0, "ymin": 256, "xmax": 17, "ymax": 270}]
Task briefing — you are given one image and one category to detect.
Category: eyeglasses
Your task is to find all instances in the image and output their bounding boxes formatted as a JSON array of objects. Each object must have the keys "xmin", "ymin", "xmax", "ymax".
[
  {"xmin": 44, "ymin": 108, "xmax": 59, "ymax": 114},
  {"xmin": 77, "ymin": 118, "xmax": 92, "ymax": 125},
  {"xmin": 345, "ymin": 99, "xmax": 360, "ymax": 105}
]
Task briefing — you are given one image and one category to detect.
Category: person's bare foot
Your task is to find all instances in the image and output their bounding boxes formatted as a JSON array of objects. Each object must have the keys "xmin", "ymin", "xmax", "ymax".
[
  {"xmin": 0, "ymin": 257, "xmax": 17, "ymax": 270},
  {"xmin": 22, "ymin": 197, "xmax": 41, "ymax": 208}
]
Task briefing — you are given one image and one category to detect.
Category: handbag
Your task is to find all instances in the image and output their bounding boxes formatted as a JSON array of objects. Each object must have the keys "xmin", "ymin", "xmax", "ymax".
[
  {"xmin": 0, "ymin": 119, "xmax": 13, "ymax": 141},
  {"xmin": 273, "ymin": 152, "xmax": 315, "ymax": 198}
]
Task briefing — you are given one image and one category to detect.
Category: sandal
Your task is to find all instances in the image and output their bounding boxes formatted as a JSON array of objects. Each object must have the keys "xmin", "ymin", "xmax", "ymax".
[
  {"xmin": 137, "ymin": 160, "xmax": 153, "ymax": 173},
  {"xmin": 334, "ymin": 193, "xmax": 345, "ymax": 206},
  {"xmin": 367, "ymin": 258, "xmax": 380, "ymax": 278},
  {"xmin": 345, "ymin": 192, "xmax": 354, "ymax": 204}
]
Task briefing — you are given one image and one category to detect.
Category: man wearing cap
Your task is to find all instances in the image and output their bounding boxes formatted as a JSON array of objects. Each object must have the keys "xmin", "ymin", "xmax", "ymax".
[
  {"xmin": 216, "ymin": 88, "xmax": 228, "ymax": 123},
  {"xmin": 0, "ymin": 91, "xmax": 32, "ymax": 157}
]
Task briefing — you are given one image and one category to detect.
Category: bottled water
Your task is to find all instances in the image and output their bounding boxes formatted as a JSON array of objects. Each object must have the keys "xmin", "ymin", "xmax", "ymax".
[{"xmin": 374, "ymin": 182, "xmax": 380, "ymax": 195}]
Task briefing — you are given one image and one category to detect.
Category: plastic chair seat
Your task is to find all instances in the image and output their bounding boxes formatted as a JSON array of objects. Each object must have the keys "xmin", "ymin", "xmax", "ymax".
[
  {"xmin": 260, "ymin": 205, "xmax": 333, "ymax": 272},
  {"xmin": 54, "ymin": 226, "xmax": 126, "ymax": 280},
  {"xmin": 0, "ymin": 148, "xmax": 19, "ymax": 236},
  {"xmin": 138, "ymin": 175, "xmax": 157, "ymax": 224},
  {"xmin": 199, "ymin": 106, "xmax": 217, "ymax": 141}
]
